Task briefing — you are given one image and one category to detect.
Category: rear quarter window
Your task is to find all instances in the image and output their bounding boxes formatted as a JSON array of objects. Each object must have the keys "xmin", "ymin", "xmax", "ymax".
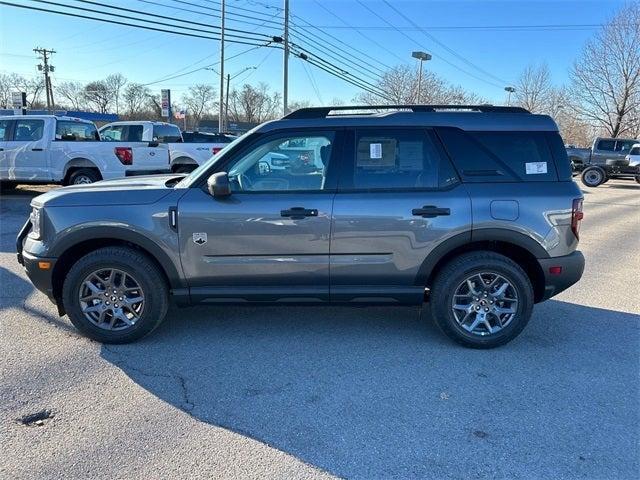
[
  {"xmin": 152, "ymin": 124, "xmax": 182, "ymax": 143},
  {"xmin": 436, "ymin": 128, "xmax": 559, "ymax": 182},
  {"xmin": 56, "ymin": 120, "xmax": 99, "ymax": 141}
]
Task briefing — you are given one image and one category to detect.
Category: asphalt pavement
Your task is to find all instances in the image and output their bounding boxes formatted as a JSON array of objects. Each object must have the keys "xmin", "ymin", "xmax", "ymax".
[{"xmin": 1, "ymin": 181, "xmax": 638, "ymax": 479}]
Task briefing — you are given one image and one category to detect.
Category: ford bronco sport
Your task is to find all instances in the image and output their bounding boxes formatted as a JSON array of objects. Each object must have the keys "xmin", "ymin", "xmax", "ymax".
[{"xmin": 17, "ymin": 105, "xmax": 585, "ymax": 348}]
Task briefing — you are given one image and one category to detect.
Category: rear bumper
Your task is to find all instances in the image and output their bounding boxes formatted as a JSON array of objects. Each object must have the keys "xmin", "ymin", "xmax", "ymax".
[{"xmin": 537, "ymin": 251, "xmax": 585, "ymax": 301}]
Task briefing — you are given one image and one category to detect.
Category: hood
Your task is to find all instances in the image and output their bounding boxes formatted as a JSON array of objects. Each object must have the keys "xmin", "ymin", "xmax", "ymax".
[{"xmin": 32, "ymin": 174, "xmax": 183, "ymax": 208}]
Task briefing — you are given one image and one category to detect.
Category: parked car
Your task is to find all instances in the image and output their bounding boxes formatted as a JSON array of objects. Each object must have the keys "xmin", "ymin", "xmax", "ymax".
[
  {"xmin": 100, "ymin": 121, "xmax": 231, "ymax": 173},
  {"xmin": 17, "ymin": 104, "xmax": 585, "ymax": 348},
  {"xmin": 567, "ymin": 137, "xmax": 640, "ymax": 186},
  {"xmin": 0, "ymin": 115, "xmax": 169, "ymax": 189}
]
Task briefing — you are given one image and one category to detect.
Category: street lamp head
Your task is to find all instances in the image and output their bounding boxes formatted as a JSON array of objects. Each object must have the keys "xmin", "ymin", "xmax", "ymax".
[
  {"xmin": 412, "ymin": 51, "xmax": 432, "ymax": 61},
  {"xmin": 504, "ymin": 86, "xmax": 516, "ymax": 93}
]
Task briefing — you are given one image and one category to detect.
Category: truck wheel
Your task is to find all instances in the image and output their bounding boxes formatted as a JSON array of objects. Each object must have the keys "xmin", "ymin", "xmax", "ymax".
[
  {"xmin": 581, "ymin": 167, "xmax": 605, "ymax": 187},
  {"xmin": 635, "ymin": 176, "xmax": 640, "ymax": 184},
  {"xmin": 62, "ymin": 247, "xmax": 169, "ymax": 343},
  {"xmin": 173, "ymin": 165, "xmax": 195, "ymax": 174},
  {"xmin": 68, "ymin": 168, "xmax": 101, "ymax": 185},
  {"xmin": 428, "ymin": 251, "xmax": 534, "ymax": 349}
]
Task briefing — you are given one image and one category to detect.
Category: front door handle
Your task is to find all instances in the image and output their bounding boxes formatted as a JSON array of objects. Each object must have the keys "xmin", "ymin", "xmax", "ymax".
[
  {"xmin": 412, "ymin": 205, "xmax": 451, "ymax": 218},
  {"xmin": 281, "ymin": 207, "xmax": 318, "ymax": 219},
  {"xmin": 31, "ymin": 148, "xmax": 43, "ymax": 151}
]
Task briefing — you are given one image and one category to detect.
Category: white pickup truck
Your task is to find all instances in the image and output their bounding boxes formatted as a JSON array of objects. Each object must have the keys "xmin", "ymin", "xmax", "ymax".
[
  {"xmin": 99, "ymin": 121, "xmax": 232, "ymax": 173},
  {"xmin": 0, "ymin": 115, "xmax": 170, "ymax": 188}
]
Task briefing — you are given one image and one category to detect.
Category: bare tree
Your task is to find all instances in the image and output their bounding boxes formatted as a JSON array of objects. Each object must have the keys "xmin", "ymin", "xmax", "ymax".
[
  {"xmin": 515, "ymin": 63, "xmax": 552, "ymax": 113},
  {"xmin": 104, "ymin": 73, "xmax": 127, "ymax": 115},
  {"xmin": 288, "ymin": 99, "xmax": 312, "ymax": 111},
  {"xmin": 570, "ymin": 4, "xmax": 640, "ymax": 137},
  {"xmin": 56, "ymin": 81, "xmax": 86, "ymax": 110},
  {"xmin": 354, "ymin": 64, "xmax": 481, "ymax": 105},
  {"xmin": 0, "ymin": 74, "xmax": 12, "ymax": 108},
  {"xmin": 182, "ymin": 84, "xmax": 216, "ymax": 128},
  {"xmin": 228, "ymin": 83, "xmax": 281, "ymax": 123},
  {"xmin": 122, "ymin": 83, "xmax": 151, "ymax": 118},
  {"xmin": 83, "ymin": 81, "xmax": 112, "ymax": 113}
]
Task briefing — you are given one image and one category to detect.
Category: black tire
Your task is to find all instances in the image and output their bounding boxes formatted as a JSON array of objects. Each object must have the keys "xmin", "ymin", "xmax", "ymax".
[
  {"xmin": 428, "ymin": 251, "xmax": 534, "ymax": 349},
  {"xmin": 67, "ymin": 168, "xmax": 101, "ymax": 185},
  {"xmin": 62, "ymin": 246, "xmax": 169, "ymax": 343},
  {"xmin": 581, "ymin": 167, "xmax": 605, "ymax": 187},
  {"xmin": 635, "ymin": 176, "xmax": 640, "ymax": 184}
]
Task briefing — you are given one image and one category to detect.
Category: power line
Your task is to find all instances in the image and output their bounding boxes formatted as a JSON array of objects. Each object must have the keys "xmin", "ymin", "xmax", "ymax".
[
  {"xmin": 0, "ymin": 1, "xmax": 275, "ymax": 46},
  {"xmin": 381, "ymin": 0, "xmax": 509, "ymax": 86},
  {"xmin": 35, "ymin": 0, "xmax": 274, "ymax": 43},
  {"xmin": 355, "ymin": 0, "xmax": 504, "ymax": 89}
]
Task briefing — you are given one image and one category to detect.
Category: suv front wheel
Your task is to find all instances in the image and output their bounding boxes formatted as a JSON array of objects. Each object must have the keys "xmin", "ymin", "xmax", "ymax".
[
  {"xmin": 62, "ymin": 246, "xmax": 169, "ymax": 343},
  {"xmin": 429, "ymin": 251, "xmax": 534, "ymax": 348}
]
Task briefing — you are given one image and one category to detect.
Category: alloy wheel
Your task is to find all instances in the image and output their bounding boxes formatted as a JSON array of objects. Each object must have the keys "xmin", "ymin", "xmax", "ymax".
[
  {"xmin": 451, "ymin": 272, "xmax": 519, "ymax": 336},
  {"xmin": 78, "ymin": 268, "xmax": 145, "ymax": 331}
]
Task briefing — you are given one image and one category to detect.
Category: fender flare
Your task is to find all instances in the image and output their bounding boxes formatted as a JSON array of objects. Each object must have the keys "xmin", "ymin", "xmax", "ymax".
[
  {"xmin": 415, "ymin": 229, "xmax": 548, "ymax": 286},
  {"xmin": 50, "ymin": 225, "xmax": 185, "ymax": 290}
]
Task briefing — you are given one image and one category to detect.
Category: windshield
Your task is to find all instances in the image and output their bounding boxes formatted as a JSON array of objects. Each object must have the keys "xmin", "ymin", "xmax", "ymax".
[{"xmin": 174, "ymin": 131, "xmax": 253, "ymax": 188}]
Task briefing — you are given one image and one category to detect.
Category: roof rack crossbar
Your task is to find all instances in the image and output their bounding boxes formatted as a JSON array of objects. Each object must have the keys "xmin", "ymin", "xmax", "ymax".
[{"xmin": 284, "ymin": 104, "xmax": 530, "ymax": 119}]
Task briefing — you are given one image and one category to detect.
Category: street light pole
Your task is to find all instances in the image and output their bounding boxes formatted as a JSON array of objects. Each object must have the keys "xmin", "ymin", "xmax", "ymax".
[
  {"xmin": 411, "ymin": 51, "xmax": 431, "ymax": 104},
  {"xmin": 504, "ymin": 86, "xmax": 516, "ymax": 106},
  {"xmin": 218, "ymin": 0, "xmax": 225, "ymax": 133}
]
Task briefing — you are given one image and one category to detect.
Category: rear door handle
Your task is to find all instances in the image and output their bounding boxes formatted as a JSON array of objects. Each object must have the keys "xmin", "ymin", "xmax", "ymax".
[
  {"xmin": 281, "ymin": 207, "xmax": 318, "ymax": 219},
  {"xmin": 412, "ymin": 205, "xmax": 451, "ymax": 218}
]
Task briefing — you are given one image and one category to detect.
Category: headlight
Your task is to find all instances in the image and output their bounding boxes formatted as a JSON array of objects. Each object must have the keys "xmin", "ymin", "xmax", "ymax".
[{"xmin": 29, "ymin": 207, "xmax": 41, "ymax": 239}]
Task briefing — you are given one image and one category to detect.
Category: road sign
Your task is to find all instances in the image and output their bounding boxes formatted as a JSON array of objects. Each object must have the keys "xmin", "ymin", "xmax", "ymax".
[
  {"xmin": 11, "ymin": 92, "xmax": 27, "ymax": 115},
  {"xmin": 161, "ymin": 89, "xmax": 171, "ymax": 118}
]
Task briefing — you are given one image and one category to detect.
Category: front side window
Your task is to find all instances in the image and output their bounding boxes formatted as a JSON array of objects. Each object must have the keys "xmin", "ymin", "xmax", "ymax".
[
  {"xmin": 56, "ymin": 120, "xmax": 99, "ymax": 141},
  {"xmin": 350, "ymin": 129, "xmax": 458, "ymax": 189},
  {"xmin": 152, "ymin": 124, "xmax": 182, "ymax": 143},
  {"xmin": 615, "ymin": 139, "xmax": 637, "ymax": 153},
  {"xmin": 13, "ymin": 120, "xmax": 44, "ymax": 141},
  {"xmin": 226, "ymin": 132, "xmax": 335, "ymax": 192}
]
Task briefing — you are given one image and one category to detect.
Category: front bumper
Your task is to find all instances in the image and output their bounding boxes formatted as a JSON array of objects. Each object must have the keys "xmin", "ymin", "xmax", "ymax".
[
  {"xmin": 16, "ymin": 219, "xmax": 57, "ymax": 301},
  {"xmin": 537, "ymin": 251, "xmax": 585, "ymax": 301}
]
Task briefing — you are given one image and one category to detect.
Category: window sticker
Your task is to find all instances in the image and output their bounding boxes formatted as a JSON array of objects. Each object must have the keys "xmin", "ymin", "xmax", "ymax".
[
  {"xmin": 525, "ymin": 161, "xmax": 547, "ymax": 174},
  {"xmin": 370, "ymin": 143, "xmax": 382, "ymax": 159}
]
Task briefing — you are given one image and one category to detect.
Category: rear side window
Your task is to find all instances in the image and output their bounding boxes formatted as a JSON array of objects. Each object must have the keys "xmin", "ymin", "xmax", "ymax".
[
  {"xmin": 436, "ymin": 128, "xmax": 558, "ymax": 182},
  {"xmin": 56, "ymin": 120, "xmax": 99, "ymax": 141},
  {"xmin": 13, "ymin": 120, "xmax": 44, "ymax": 141},
  {"xmin": 152, "ymin": 124, "xmax": 182, "ymax": 143},
  {"xmin": 345, "ymin": 129, "xmax": 458, "ymax": 190},
  {"xmin": 615, "ymin": 139, "xmax": 637, "ymax": 153},
  {"xmin": 0, "ymin": 120, "xmax": 10, "ymax": 141},
  {"xmin": 597, "ymin": 139, "xmax": 615, "ymax": 151}
]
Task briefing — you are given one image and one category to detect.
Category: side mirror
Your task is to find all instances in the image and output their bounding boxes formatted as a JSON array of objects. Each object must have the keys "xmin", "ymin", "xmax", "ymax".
[
  {"xmin": 207, "ymin": 172, "xmax": 231, "ymax": 197},
  {"xmin": 148, "ymin": 141, "xmax": 159, "ymax": 147}
]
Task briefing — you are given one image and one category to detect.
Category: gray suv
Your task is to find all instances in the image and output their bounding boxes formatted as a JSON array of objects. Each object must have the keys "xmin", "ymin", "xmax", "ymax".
[{"xmin": 17, "ymin": 105, "xmax": 585, "ymax": 348}]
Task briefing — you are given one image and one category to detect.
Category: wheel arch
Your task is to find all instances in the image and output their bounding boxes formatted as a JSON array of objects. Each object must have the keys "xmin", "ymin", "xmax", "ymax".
[
  {"xmin": 417, "ymin": 231, "xmax": 547, "ymax": 303},
  {"xmin": 50, "ymin": 227, "xmax": 186, "ymax": 306},
  {"xmin": 63, "ymin": 158, "xmax": 102, "ymax": 183}
]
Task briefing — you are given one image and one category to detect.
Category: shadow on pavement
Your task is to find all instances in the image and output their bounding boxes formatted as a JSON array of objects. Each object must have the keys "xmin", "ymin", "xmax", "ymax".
[{"xmin": 101, "ymin": 300, "xmax": 639, "ymax": 479}]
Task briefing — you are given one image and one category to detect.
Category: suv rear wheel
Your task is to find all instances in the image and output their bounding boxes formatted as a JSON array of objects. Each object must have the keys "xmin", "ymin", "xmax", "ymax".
[
  {"xmin": 429, "ymin": 251, "xmax": 534, "ymax": 348},
  {"xmin": 62, "ymin": 247, "xmax": 169, "ymax": 343}
]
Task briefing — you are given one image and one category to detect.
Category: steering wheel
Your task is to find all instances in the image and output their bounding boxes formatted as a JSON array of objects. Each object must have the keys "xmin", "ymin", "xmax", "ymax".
[{"xmin": 237, "ymin": 172, "xmax": 253, "ymax": 191}]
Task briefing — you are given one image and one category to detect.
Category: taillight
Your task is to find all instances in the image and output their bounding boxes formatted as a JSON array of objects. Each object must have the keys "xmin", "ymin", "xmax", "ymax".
[
  {"xmin": 114, "ymin": 147, "xmax": 133, "ymax": 165},
  {"xmin": 571, "ymin": 198, "xmax": 584, "ymax": 240},
  {"xmin": 212, "ymin": 147, "xmax": 222, "ymax": 155}
]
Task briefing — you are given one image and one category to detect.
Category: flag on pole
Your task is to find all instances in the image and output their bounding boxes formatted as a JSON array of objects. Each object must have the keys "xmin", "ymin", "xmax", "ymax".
[{"xmin": 174, "ymin": 110, "xmax": 186, "ymax": 120}]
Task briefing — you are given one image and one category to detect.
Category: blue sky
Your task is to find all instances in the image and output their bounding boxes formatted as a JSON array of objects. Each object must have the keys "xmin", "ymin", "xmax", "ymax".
[{"xmin": 0, "ymin": 0, "xmax": 627, "ymax": 108}]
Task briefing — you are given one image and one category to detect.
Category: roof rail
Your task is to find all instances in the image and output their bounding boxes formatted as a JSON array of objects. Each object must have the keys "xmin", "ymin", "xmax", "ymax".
[{"xmin": 284, "ymin": 104, "xmax": 530, "ymax": 119}]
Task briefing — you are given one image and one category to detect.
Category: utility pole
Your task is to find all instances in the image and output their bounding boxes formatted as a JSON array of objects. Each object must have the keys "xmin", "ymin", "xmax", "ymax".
[
  {"xmin": 283, "ymin": 0, "xmax": 289, "ymax": 115},
  {"xmin": 218, "ymin": 0, "xmax": 225, "ymax": 133},
  {"xmin": 225, "ymin": 73, "xmax": 230, "ymax": 132},
  {"xmin": 34, "ymin": 47, "xmax": 56, "ymax": 112}
]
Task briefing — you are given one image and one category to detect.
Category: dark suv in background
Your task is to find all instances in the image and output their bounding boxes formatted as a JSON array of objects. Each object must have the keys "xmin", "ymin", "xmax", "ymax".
[{"xmin": 17, "ymin": 105, "xmax": 584, "ymax": 348}]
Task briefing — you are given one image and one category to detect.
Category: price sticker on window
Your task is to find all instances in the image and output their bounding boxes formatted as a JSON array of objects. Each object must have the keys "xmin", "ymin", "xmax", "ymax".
[
  {"xmin": 370, "ymin": 143, "xmax": 382, "ymax": 159},
  {"xmin": 525, "ymin": 162, "xmax": 547, "ymax": 174}
]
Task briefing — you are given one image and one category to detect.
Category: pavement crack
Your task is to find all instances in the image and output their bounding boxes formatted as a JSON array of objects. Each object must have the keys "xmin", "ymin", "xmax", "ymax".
[{"xmin": 103, "ymin": 345, "xmax": 195, "ymax": 412}]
